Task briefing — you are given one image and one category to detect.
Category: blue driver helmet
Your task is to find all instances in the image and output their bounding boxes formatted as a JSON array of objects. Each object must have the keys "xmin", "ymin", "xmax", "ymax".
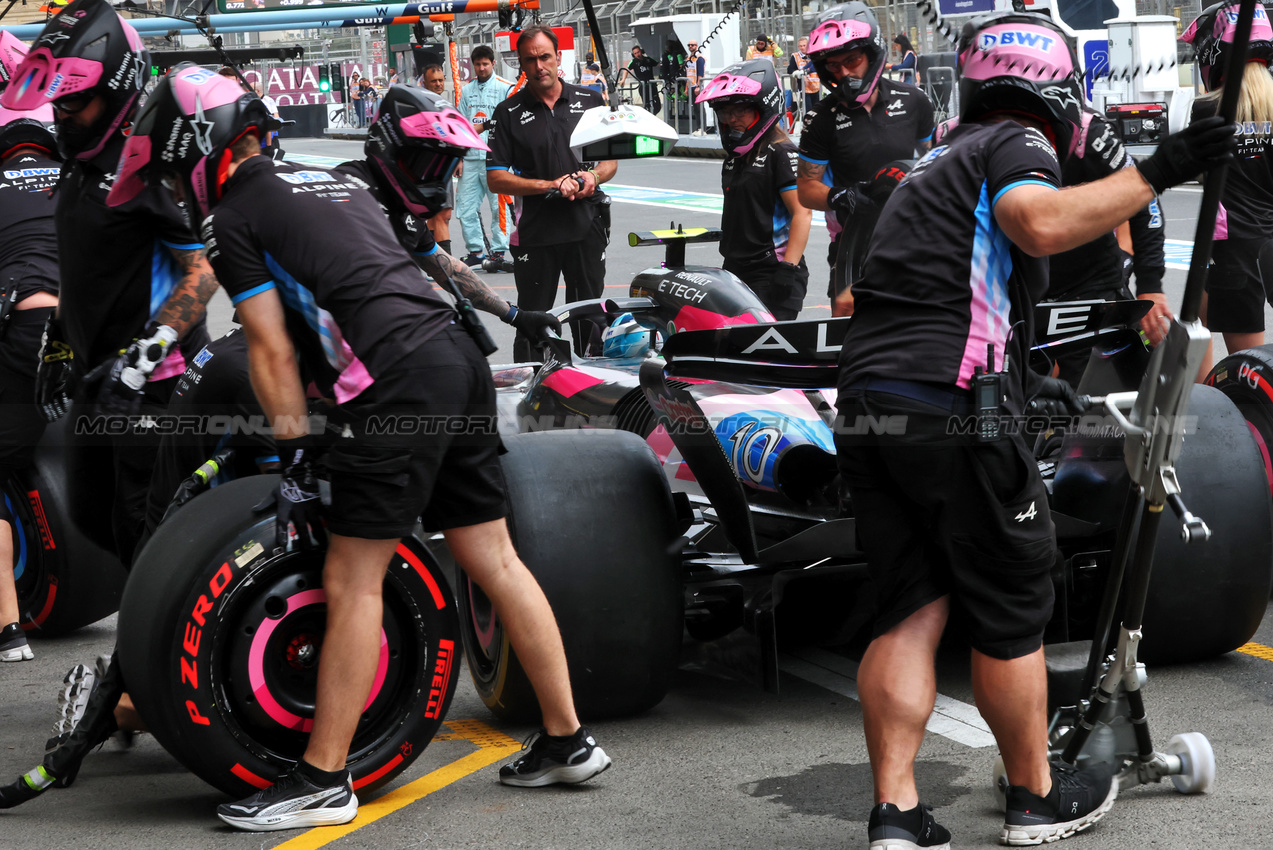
[{"xmin": 602, "ymin": 313, "xmax": 657, "ymax": 359}]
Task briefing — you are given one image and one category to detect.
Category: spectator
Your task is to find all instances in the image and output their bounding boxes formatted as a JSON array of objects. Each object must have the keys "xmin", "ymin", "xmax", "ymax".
[
  {"xmin": 888, "ymin": 34, "xmax": 917, "ymax": 84},
  {"xmin": 580, "ymin": 51, "xmax": 607, "ymax": 99},
  {"xmin": 787, "ymin": 36, "xmax": 821, "ymax": 117},
  {"xmin": 361, "ymin": 77, "xmax": 379, "ymax": 123},
  {"xmin": 388, "ymin": 69, "xmax": 400, "ymax": 86},
  {"xmin": 616, "ymin": 45, "xmax": 661, "ymax": 114},
  {"xmin": 456, "ymin": 44, "xmax": 515, "ymax": 270},
  {"xmin": 686, "ymin": 40, "xmax": 707, "ymax": 134},
  {"xmin": 486, "ymin": 25, "xmax": 618, "ymax": 360},
  {"xmin": 253, "ymin": 82, "xmax": 284, "ymax": 160},
  {"xmin": 747, "ymin": 35, "xmax": 779, "ymax": 63},
  {"xmin": 421, "ymin": 63, "xmax": 459, "ymax": 255},
  {"xmin": 350, "ymin": 71, "xmax": 364, "ymax": 126}
]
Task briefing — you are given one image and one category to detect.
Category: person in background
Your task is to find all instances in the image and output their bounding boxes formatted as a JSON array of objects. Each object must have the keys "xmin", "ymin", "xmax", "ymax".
[
  {"xmin": 888, "ymin": 34, "xmax": 917, "ymax": 83},
  {"xmin": 580, "ymin": 51, "xmax": 607, "ymax": 100},
  {"xmin": 616, "ymin": 45, "xmax": 661, "ymax": 115},
  {"xmin": 699, "ymin": 60, "xmax": 811, "ymax": 320},
  {"xmin": 686, "ymin": 40, "xmax": 707, "ymax": 134},
  {"xmin": 388, "ymin": 69, "xmax": 400, "ymax": 86},
  {"xmin": 253, "ymin": 82, "xmax": 283, "ymax": 160},
  {"xmin": 456, "ymin": 44, "xmax": 515, "ymax": 271},
  {"xmin": 787, "ymin": 36, "xmax": 821, "ymax": 121},
  {"xmin": 421, "ymin": 64, "xmax": 459, "ymax": 256},
  {"xmin": 746, "ymin": 34, "xmax": 778, "ymax": 63},
  {"xmin": 350, "ymin": 71, "xmax": 364, "ymax": 127}
]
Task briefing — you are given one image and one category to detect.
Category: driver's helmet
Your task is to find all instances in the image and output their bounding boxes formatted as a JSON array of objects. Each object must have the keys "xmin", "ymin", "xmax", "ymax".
[
  {"xmin": 105, "ymin": 63, "xmax": 277, "ymax": 224},
  {"xmin": 0, "ymin": 0, "xmax": 147, "ymax": 160},
  {"xmin": 365, "ymin": 85, "xmax": 489, "ymax": 217},
  {"xmin": 956, "ymin": 12, "xmax": 1085, "ymax": 161},
  {"xmin": 602, "ymin": 312, "xmax": 657, "ymax": 358},
  {"xmin": 806, "ymin": 2, "xmax": 886, "ymax": 109},
  {"xmin": 695, "ymin": 59, "xmax": 784, "ymax": 158},
  {"xmin": 1182, "ymin": 1, "xmax": 1273, "ymax": 91}
]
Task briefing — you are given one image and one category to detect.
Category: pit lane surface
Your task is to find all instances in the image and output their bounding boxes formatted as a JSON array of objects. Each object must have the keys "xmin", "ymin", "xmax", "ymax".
[{"xmin": 2, "ymin": 139, "xmax": 1272, "ymax": 849}]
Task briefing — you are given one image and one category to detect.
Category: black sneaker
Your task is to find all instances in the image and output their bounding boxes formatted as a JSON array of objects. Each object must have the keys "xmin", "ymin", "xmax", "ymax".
[
  {"xmin": 217, "ymin": 768, "xmax": 357, "ymax": 831},
  {"xmin": 45, "ymin": 663, "xmax": 95, "ymax": 754},
  {"xmin": 868, "ymin": 802, "xmax": 952, "ymax": 850},
  {"xmin": 0, "ymin": 622, "xmax": 32, "ymax": 662},
  {"xmin": 483, "ymin": 252, "xmax": 516, "ymax": 273},
  {"xmin": 461, "ymin": 252, "xmax": 487, "ymax": 268},
  {"xmin": 1002, "ymin": 761, "xmax": 1117, "ymax": 846},
  {"xmin": 498, "ymin": 726, "xmax": 612, "ymax": 787}
]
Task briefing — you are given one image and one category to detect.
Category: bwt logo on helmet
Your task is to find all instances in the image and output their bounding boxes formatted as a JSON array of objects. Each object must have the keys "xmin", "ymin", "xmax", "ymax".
[{"xmin": 977, "ymin": 30, "xmax": 1056, "ymax": 53}]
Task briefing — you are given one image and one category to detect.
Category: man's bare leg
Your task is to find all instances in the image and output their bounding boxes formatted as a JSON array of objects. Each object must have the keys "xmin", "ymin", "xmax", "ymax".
[
  {"xmin": 0, "ymin": 521, "xmax": 19, "ymax": 626},
  {"xmin": 858, "ymin": 597, "xmax": 949, "ymax": 809},
  {"xmin": 444, "ymin": 519, "xmax": 580, "ymax": 737},
  {"xmin": 303, "ymin": 534, "xmax": 401, "ymax": 772},
  {"xmin": 972, "ymin": 646, "xmax": 1052, "ymax": 797}
]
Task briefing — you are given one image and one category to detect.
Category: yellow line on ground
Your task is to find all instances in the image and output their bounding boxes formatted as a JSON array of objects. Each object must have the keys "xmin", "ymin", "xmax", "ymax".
[
  {"xmin": 270, "ymin": 719, "xmax": 521, "ymax": 850},
  {"xmin": 1238, "ymin": 642, "xmax": 1273, "ymax": 663}
]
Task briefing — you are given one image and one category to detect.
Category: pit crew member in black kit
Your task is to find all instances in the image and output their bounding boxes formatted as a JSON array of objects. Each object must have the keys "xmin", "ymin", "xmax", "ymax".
[
  {"xmin": 2, "ymin": 0, "xmax": 218, "ymax": 568},
  {"xmin": 831, "ymin": 13, "xmax": 1234, "ymax": 848},
  {"xmin": 486, "ymin": 24, "xmax": 618, "ymax": 361},
  {"xmin": 1183, "ymin": 1, "xmax": 1273, "ymax": 374},
  {"xmin": 342, "ymin": 85, "xmax": 561, "ymax": 343},
  {"xmin": 797, "ymin": 1, "xmax": 934, "ymax": 303},
  {"xmin": 934, "ymin": 105, "xmax": 1171, "ymax": 385},
  {"xmin": 0, "ymin": 105, "xmax": 61, "ymax": 663},
  {"xmin": 108, "ymin": 64, "xmax": 610, "ymax": 832},
  {"xmin": 697, "ymin": 59, "xmax": 812, "ymax": 320}
]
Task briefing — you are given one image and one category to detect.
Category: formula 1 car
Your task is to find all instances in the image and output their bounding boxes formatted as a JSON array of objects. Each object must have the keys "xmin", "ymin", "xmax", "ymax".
[{"xmin": 466, "ymin": 226, "xmax": 1273, "ymax": 723}]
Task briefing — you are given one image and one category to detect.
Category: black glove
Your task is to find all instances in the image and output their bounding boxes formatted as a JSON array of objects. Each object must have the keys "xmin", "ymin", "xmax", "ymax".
[
  {"xmin": 1136, "ymin": 115, "xmax": 1237, "ymax": 195},
  {"xmin": 161, "ymin": 448, "xmax": 235, "ymax": 525},
  {"xmin": 772, "ymin": 261, "xmax": 800, "ymax": 297},
  {"xmin": 504, "ymin": 305, "xmax": 562, "ymax": 341},
  {"xmin": 826, "ymin": 185, "xmax": 873, "ymax": 218},
  {"xmin": 83, "ymin": 323, "xmax": 178, "ymax": 416},
  {"xmin": 255, "ymin": 439, "xmax": 325, "ymax": 552},
  {"xmin": 1026, "ymin": 376, "xmax": 1086, "ymax": 418},
  {"xmin": 35, "ymin": 314, "xmax": 75, "ymax": 423}
]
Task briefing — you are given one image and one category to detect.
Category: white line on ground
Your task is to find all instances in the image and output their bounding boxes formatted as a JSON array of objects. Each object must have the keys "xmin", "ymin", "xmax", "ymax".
[{"xmin": 780, "ymin": 647, "xmax": 997, "ymax": 749}]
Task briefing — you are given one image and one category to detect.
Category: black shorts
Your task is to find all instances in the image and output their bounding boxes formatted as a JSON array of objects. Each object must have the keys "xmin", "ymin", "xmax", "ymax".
[
  {"xmin": 0, "ymin": 306, "xmax": 53, "ymax": 470},
  {"xmin": 325, "ymin": 324, "xmax": 507, "ymax": 539},
  {"xmin": 1206, "ymin": 238, "xmax": 1271, "ymax": 334},
  {"xmin": 834, "ymin": 386, "xmax": 1057, "ymax": 659}
]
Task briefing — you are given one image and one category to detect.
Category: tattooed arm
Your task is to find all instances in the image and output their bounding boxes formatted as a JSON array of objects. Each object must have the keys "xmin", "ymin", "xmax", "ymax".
[
  {"xmin": 154, "ymin": 246, "xmax": 220, "ymax": 338},
  {"xmin": 796, "ymin": 159, "xmax": 832, "ymax": 212},
  {"xmin": 417, "ymin": 248, "xmax": 511, "ymax": 317}
]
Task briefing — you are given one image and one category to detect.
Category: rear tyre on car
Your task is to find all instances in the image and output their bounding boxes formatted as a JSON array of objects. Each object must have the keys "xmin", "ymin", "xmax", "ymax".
[
  {"xmin": 5, "ymin": 424, "xmax": 127, "ymax": 636},
  {"xmin": 117, "ymin": 475, "xmax": 460, "ymax": 797},
  {"xmin": 1205, "ymin": 344, "xmax": 1273, "ymax": 495},
  {"xmin": 459, "ymin": 431, "xmax": 683, "ymax": 723}
]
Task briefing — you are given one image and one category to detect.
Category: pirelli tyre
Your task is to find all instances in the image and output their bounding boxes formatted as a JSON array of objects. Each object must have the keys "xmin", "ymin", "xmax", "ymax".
[
  {"xmin": 116, "ymin": 475, "xmax": 461, "ymax": 797},
  {"xmin": 5, "ymin": 422, "xmax": 127, "ymax": 636},
  {"xmin": 460, "ymin": 430, "xmax": 683, "ymax": 723},
  {"xmin": 1204, "ymin": 344, "xmax": 1273, "ymax": 496}
]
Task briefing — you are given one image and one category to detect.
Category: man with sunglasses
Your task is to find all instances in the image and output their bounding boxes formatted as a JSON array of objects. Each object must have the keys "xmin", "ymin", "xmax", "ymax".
[{"xmin": 1, "ymin": 0, "xmax": 217, "ymax": 568}]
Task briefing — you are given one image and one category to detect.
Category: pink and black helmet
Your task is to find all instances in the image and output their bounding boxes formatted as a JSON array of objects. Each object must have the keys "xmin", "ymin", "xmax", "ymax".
[
  {"xmin": 1182, "ymin": 1, "xmax": 1273, "ymax": 91},
  {"xmin": 365, "ymin": 85, "xmax": 489, "ymax": 217},
  {"xmin": 807, "ymin": 2, "xmax": 886, "ymax": 109},
  {"xmin": 0, "ymin": 30, "xmax": 57, "ymax": 158},
  {"xmin": 105, "ymin": 63, "xmax": 276, "ymax": 222},
  {"xmin": 956, "ymin": 12, "xmax": 1085, "ymax": 160},
  {"xmin": 695, "ymin": 58, "xmax": 784, "ymax": 157},
  {"xmin": 0, "ymin": 0, "xmax": 146, "ymax": 160}
]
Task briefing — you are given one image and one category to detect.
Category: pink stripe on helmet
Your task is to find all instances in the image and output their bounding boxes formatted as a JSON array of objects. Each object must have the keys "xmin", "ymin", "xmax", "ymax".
[
  {"xmin": 0, "ymin": 47, "xmax": 103, "ymax": 111},
  {"xmin": 696, "ymin": 72, "xmax": 763, "ymax": 103},
  {"xmin": 960, "ymin": 22, "xmax": 1075, "ymax": 84},
  {"xmin": 105, "ymin": 133, "xmax": 150, "ymax": 207},
  {"xmin": 0, "ymin": 31, "xmax": 29, "ymax": 85},
  {"xmin": 399, "ymin": 108, "xmax": 490, "ymax": 151},
  {"xmin": 171, "ymin": 66, "xmax": 246, "ymax": 118},
  {"xmin": 73, "ymin": 89, "xmax": 136, "ymax": 161},
  {"xmin": 807, "ymin": 19, "xmax": 873, "ymax": 56}
]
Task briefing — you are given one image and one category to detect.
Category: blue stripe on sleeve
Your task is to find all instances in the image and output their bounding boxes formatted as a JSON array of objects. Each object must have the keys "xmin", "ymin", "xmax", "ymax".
[
  {"xmin": 798, "ymin": 154, "xmax": 829, "ymax": 165},
  {"xmin": 159, "ymin": 240, "xmax": 204, "ymax": 250},
  {"xmin": 230, "ymin": 281, "xmax": 277, "ymax": 305},
  {"xmin": 992, "ymin": 179, "xmax": 1056, "ymax": 207}
]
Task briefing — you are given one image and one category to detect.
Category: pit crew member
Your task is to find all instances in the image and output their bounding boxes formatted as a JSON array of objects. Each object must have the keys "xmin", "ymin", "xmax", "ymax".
[
  {"xmin": 486, "ymin": 25, "xmax": 618, "ymax": 361},
  {"xmin": 107, "ymin": 64, "xmax": 610, "ymax": 831},
  {"xmin": 698, "ymin": 59, "xmax": 812, "ymax": 320},
  {"xmin": 832, "ymin": 12, "xmax": 1234, "ymax": 847}
]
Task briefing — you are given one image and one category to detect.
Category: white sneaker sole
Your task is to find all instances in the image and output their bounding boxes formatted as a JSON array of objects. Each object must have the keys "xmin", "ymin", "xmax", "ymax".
[
  {"xmin": 870, "ymin": 839, "xmax": 951, "ymax": 850},
  {"xmin": 500, "ymin": 746, "xmax": 613, "ymax": 788},
  {"xmin": 1001, "ymin": 778, "xmax": 1118, "ymax": 846},
  {"xmin": 0, "ymin": 644, "xmax": 33, "ymax": 661},
  {"xmin": 218, "ymin": 796, "xmax": 359, "ymax": 832}
]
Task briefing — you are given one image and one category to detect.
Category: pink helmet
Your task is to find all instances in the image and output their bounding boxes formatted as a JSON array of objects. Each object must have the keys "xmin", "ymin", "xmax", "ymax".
[
  {"xmin": 696, "ymin": 59, "xmax": 784, "ymax": 157},
  {"xmin": 106, "ymin": 63, "xmax": 277, "ymax": 223},
  {"xmin": 1182, "ymin": 1, "xmax": 1273, "ymax": 91},
  {"xmin": 0, "ymin": 0, "xmax": 147, "ymax": 160},
  {"xmin": 0, "ymin": 32, "xmax": 54, "ymax": 126},
  {"xmin": 957, "ymin": 12, "xmax": 1085, "ymax": 160},
  {"xmin": 364, "ymin": 84, "xmax": 489, "ymax": 217},
  {"xmin": 806, "ymin": 2, "xmax": 887, "ymax": 109}
]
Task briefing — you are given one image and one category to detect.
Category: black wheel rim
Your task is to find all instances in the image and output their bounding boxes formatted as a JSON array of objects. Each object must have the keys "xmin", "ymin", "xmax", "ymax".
[{"xmin": 459, "ymin": 574, "xmax": 503, "ymax": 686}]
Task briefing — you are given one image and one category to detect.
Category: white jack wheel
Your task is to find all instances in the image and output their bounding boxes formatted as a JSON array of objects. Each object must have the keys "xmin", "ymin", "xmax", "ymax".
[
  {"xmin": 1166, "ymin": 732, "xmax": 1216, "ymax": 794},
  {"xmin": 992, "ymin": 755, "xmax": 1009, "ymax": 811}
]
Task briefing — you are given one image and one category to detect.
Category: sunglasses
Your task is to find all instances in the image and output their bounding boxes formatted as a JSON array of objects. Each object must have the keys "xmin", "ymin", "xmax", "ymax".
[{"xmin": 51, "ymin": 93, "xmax": 94, "ymax": 116}]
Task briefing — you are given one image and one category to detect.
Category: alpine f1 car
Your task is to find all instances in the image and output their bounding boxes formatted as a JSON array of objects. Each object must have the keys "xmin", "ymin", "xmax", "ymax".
[{"xmin": 466, "ymin": 226, "xmax": 1273, "ymax": 723}]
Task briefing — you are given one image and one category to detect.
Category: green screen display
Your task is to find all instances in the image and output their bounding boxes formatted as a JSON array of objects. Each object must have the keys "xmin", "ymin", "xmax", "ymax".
[{"xmin": 634, "ymin": 135, "xmax": 660, "ymax": 156}]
